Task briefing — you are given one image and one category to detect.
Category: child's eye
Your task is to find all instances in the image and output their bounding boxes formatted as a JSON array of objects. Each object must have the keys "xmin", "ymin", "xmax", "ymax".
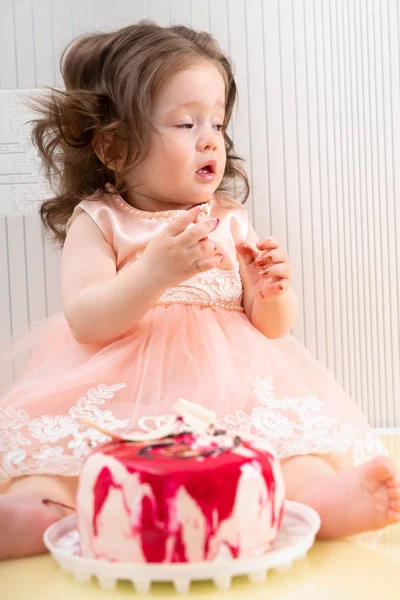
[
  {"xmin": 213, "ymin": 124, "xmax": 224, "ymax": 132},
  {"xmin": 176, "ymin": 124, "xmax": 193, "ymax": 129}
]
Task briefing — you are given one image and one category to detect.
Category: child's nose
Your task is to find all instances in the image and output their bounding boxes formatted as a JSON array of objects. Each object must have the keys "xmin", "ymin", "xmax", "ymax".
[{"xmin": 197, "ymin": 130, "xmax": 218, "ymax": 152}]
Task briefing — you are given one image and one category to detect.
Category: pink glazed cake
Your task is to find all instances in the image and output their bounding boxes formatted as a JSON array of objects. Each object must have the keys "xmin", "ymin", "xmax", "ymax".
[{"xmin": 76, "ymin": 423, "xmax": 285, "ymax": 563}]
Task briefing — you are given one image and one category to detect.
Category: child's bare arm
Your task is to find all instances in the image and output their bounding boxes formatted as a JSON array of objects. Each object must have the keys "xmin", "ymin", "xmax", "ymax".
[
  {"xmin": 238, "ymin": 224, "xmax": 298, "ymax": 339},
  {"xmin": 62, "ymin": 207, "xmax": 222, "ymax": 344},
  {"xmin": 61, "ymin": 212, "xmax": 165, "ymax": 344}
]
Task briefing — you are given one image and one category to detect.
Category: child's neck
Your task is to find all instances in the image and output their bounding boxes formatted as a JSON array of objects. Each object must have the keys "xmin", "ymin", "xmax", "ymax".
[{"xmin": 123, "ymin": 190, "xmax": 208, "ymax": 213}]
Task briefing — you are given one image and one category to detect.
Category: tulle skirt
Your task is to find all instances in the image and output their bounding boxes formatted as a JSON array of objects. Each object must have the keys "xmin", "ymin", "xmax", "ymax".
[{"xmin": 0, "ymin": 304, "xmax": 387, "ymax": 484}]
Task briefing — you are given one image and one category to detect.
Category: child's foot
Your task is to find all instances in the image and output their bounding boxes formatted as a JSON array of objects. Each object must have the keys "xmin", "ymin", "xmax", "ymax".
[
  {"xmin": 297, "ymin": 456, "xmax": 400, "ymax": 539},
  {"xmin": 0, "ymin": 492, "xmax": 62, "ymax": 560}
]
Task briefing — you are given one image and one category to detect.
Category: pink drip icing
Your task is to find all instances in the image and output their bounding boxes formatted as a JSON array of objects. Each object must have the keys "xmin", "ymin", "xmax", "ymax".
[
  {"xmin": 225, "ymin": 543, "xmax": 240, "ymax": 559},
  {"xmin": 92, "ymin": 466, "xmax": 123, "ymax": 535},
  {"xmin": 138, "ymin": 493, "xmax": 183, "ymax": 562},
  {"xmin": 172, "ymin": 526, "xmax": 187, "ymax": 562},
  {"xmin": 90, "ymin": 434, "xmax": 280, "ymax": 563}
]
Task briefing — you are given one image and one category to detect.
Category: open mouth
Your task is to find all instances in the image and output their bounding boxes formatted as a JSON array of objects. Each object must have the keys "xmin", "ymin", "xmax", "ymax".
[{"xmin": 196, "ymin": 160, "xmax": 217, "ymax": 175}]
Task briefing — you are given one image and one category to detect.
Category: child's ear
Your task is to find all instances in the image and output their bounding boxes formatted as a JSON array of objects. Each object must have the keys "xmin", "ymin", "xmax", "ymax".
[{"xmin": 92, "ymin": 132, "xmax": 124, "ymax": 171}]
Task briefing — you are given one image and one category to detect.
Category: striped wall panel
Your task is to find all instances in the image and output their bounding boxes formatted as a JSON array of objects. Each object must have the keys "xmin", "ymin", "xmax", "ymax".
[{"xmin": 0, "ymin": 0, "xmax": 399, "ymax": 426}]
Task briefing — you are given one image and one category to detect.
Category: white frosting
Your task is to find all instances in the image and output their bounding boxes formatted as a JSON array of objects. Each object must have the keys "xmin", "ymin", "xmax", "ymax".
[
  {"xmin": 77, "ymin": 434, "xmax": 285, "ymax": 563},
  {"xmin": 101, "ymin": 398, "xmax": 219, "ymax": 443},
  {"xmin": 172, "ymin": 488, "xmax": 207, "ymax": 562}
]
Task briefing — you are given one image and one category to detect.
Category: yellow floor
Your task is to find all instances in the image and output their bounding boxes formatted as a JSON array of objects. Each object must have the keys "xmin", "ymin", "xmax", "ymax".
[{"xmin": 1, "ymin": 436, "xmax": 400, "ymax": 600}]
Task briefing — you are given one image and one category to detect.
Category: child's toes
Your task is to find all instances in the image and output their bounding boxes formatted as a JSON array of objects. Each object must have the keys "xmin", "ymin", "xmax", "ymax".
[
  {"xmin": 389, "ymin": 499, "xmax": 400, "ymax": 512},
  {"xmin": 386, "ymin": 476, "xmax": 400, "ymax": 488},
  {"xmin": 388, "ymin": 509, "xmax": 400, "ymax": 523},
  {"xmin": 388, "ymin": 487, "xmax": 400, "ymax": 500},
  {"xmin": 388, "ymin": 494, "xmax": 400, "ymax": 507}
]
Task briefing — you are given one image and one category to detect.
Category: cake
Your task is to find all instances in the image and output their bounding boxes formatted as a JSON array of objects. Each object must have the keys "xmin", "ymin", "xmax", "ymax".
[
  {"xmin": 76, "ymin": 400, "xmax": 285, "ymax": 563},
  {"xmin": 193, "ymin": 199, "xmax": 212, "ymax": 222}
]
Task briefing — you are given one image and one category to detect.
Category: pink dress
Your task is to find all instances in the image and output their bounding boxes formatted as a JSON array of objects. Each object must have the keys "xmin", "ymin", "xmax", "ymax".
[{"xmin": 0, "ymin": 193, "xmax": 387, "ymax": 484}]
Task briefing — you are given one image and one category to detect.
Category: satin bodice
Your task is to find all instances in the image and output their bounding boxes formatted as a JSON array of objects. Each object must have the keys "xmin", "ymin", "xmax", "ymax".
[{"xmin": 67, "ymin": 193, "xmax": 249, "ymax": 312}]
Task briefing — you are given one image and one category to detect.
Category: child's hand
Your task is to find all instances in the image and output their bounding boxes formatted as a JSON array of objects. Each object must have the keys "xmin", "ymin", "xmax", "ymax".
[
  {"xmin": 236, "ymin": 237, "xmax": 291, "ymax": 301},
  {"xmin": 141, "ymin": 206, "xmax": 224, "ymax": 289}
]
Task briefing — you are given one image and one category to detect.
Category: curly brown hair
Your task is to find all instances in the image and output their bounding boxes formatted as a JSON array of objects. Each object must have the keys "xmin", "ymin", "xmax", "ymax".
[{"xmin": 30, "ymin": 21, "xmax": 249, "ymax": 244}]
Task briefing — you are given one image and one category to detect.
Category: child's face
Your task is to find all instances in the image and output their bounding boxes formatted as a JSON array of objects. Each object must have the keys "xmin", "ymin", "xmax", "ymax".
[{"xmin": 125, "ymin": 61, "xmax": 227, "ymax": 210}]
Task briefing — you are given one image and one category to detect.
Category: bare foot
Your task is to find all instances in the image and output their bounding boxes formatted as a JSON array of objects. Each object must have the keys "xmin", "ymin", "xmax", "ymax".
[
  {"xmin": 297, "ymin": 456, "xmax": 400, "ymax": 539},
  {"xmin": 0, "ymin": 492, "xmax": 62, "ymax": 560}
]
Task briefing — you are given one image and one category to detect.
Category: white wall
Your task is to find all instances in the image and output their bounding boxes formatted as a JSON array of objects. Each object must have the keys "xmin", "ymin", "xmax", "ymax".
[{"xmin": 0, "ymin": 0, "xmax": 399, "ymax": 427}]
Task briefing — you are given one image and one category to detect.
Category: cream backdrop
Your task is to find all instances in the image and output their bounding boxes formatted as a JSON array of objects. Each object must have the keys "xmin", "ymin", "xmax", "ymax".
[{"xmin": 0, "ymin": 0, "xmax": 399, "ymax": 427}]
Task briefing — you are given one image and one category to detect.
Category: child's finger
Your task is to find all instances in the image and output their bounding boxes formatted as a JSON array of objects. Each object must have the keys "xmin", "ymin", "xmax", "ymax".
[
  {"xmin": 255, "ymin": 248, "xmax": 288, "ymax": 267},
  {"xmin": 259, "ymin": 263, "xmax": 291, "ymax": 280},
  {"xmin": 191, "ymin": 237, "xmax": 218, "ymax": 258},
  {"xmin": 182, "ymin": 218, "xmax": 220, "ymax": 247},
  {"xmin": 166, "ymin": 206, "xmax": 203, "ymax": 236},
  {"xmin": 193, "ymin": 254, "xmax": 225, "ymax": 273},
  {"xmin": 270, "ymin": 279, "xmax": 290, "ymax": 293},
  {"xmin": 236, "ymin": 242, "xmax": 259, "ymax": 266},
  {"xmin": 256, "ymin": 237, "xmax": 280, "ymax": 251},
  {"xmin": 259, "ymin": 278, "xmax": 290, "ymax": 299}
]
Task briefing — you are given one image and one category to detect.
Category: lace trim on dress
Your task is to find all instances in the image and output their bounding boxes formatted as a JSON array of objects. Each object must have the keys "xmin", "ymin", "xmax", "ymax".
[
  {"xmin": 0, "ymin": 377, "xmax": 387, "ymax": 482},
  {"xmin": 0, "ymin": 383, "xmax": 129, "ymax": 481},
  {"xmin": 215, "ymin": 376, "xmax": 388, "ymax": 467},
  {"xmin": 140, "ymin": 376, "xmax": 388, "ymax": 469},
  {"xmin": 157, "ymin": 264, "xmax": 244, "ymax": 312}
]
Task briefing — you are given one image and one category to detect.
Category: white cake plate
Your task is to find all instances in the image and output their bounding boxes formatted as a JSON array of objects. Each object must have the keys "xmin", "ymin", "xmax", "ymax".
[{"xmin": 43, "ymin": 500, "xmax": 320, "ymax": 594}]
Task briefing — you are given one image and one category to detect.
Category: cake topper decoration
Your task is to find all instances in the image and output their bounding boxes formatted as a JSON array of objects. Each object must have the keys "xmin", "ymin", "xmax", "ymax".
[{"xmin": 81, "ymin": 398, "xmax": 218, "ymax": 442}]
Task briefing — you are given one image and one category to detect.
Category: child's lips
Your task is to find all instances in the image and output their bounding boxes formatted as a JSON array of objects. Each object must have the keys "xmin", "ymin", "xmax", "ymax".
[
  {"xmin": 195, "ymin": 160, "xmax": 217, "ymax": 181},
  {"xmin": 195, "ymin": 168, "xmax": 216, "ymax": 182}
]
